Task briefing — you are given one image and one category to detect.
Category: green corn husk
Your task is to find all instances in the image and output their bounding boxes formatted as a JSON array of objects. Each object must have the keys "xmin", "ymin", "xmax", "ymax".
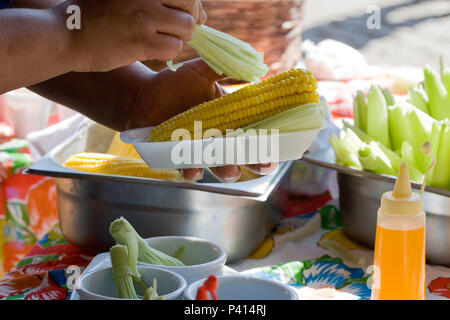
[
  {"xmin": 401, "ymin": 141, "xmax": 421, "ymax": 173},
  {"xmin": 423, "ymin": 121, "xmax": 442, "ymax": 185},
  {"xmin": 109, "ymin": 221, "xmax": 139, "ymax": 278},
  {"xmin": 110, "ymin": 218, "xmax": 185, "ymax": 267},
  {"xmin": 403, "ymin": 141, "xmax": 431, "ymax": 174},
  {"xmin": 342, "ymin": 121, "xmax": 424, "ymax": 180},
  {"xmin": 382, "ymin": 89, "xmax": 395, "ymax": 106},
  {"xmin": 388, "ymin": 104, "xmax": 410, "ymax": 151},
  {"xmin": 359, "ymin": 141, "xmax": 423, "ymax": 181},
  {"xmin": 442, "ymin": 69, "xmax": 450, "ymax": 96},
  {"xmin": 388, "ymin": 100, "xmax": 434, "ymax": 151},
  {"xmin": 400, "ymin": 100, "xmax": 434, "ymax": 147},
  {"xmin": 429, "ymin": 121, "xmax": 450, "ymax": 189},
  {"xmin": 423, "ymin": 66, "xmax": 450, "ymax": 120},
  {"xmin": 173, "ymin": 246, "xmax": 185, "ymax": 260},
  {"xmin": 440, "ymin": 56, "xmax": 450, "ymax": 95},
  {"xmin": 367, "ymin": 86, "xmax": 391, "ymax": 148},
  {"xmin": 227, "ymin": 103, "xmax": 323, "ymax": 137},
  {"xmin": 110, "ymin": 244, "xmax": 138, "ymax": 300},
  {"xmin": 166, "ymin": 61, "xmax": 183, "ymax": 72},
  {"xmin": 343, "ymin": 122, "xmax": 400, "ymax": 169},
  {"xmin": 358, "ymin": 144, "xmax": 397, "ymax": 176},
  {"xmin": 187, "ymin": 25, "xmax": 269, "ymax": 83},
  {"xmin": 408, "ymin": 87, "xmax": 430, "ymax": 115},
  {"xmin": 353, "ymin": 90, "xmax": 367, "ymax": 132},
  {"xmin": 329, "ymin": 135, "xmax": 359, "ymax": 169},
  {"xmin": 143, "ymin": 279, "xmax": 164, "ymax": 301},
  {"xmin": 329, "ymin": 133, "xmax": 362, "ymax": 170}
]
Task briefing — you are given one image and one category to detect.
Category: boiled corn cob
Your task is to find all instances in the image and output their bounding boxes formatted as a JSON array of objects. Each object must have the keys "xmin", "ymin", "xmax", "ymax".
[
  {"xmin": 107, "ymin": 132, "xmax": 141, "ymax": 159},
  {"xmin": 110, "ymin": 217, "xmax": 186, "ymax": 267},
  {"xmin": 110, "ymin": 244, "xmax": 138, "ymax": 300},
  {"xmin": 149, "ymin": 68, "xmax": 319, "ymax": 142},
  {"xmin": 63, "ymin": 153, "xmax": 185, "ymax": 181}
]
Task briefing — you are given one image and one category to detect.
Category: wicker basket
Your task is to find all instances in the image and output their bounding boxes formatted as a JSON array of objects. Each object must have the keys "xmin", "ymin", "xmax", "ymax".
[{"xmin": 145, "ymin": 0, "xmax": 305, "ymax": 81}]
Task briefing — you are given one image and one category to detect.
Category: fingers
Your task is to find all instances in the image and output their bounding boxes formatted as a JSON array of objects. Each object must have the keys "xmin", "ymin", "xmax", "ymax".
[
  {"xmin": 210, "ymin": 166, "xmax": 241, "ymax": 183},
  {"xmin": 161, "ymin": 0, "xmax": 203, "ymax": 25},
  {"xmin": 146, "ymin": 33, "xmax": 183, "ymax": 60},
  {"xmin": 213, "ymin": 82, "xmax": 226, "ymax": 98},
  {"xmin": 196, "ymin": 0, "xmax": 207, "ymax": 24},
  {"xmin": 154, "ymin": 5, "xmax": 196, "ymax": 41},
  {"xmin": 184, "ymin": 58, "xmax": 230, "ymax": 82},
  {"xmin": 244, "ymin": 163, "xmax": 278, "ymax": 176},
  {"xmin": 199, "ymin": 2, "xmax": 207, "ymax": 24},
  {"xmin": 181, "ymin": 168, "xmax": 204, "ymax": 181},
  {"xmin": 181, "ymin": 163, "xmax": 277, "ymax": 183}
]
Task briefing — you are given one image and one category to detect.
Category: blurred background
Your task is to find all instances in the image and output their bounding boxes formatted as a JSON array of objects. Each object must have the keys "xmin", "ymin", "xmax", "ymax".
[{"xmin": 303, "ymin": 0, "xmax": 450, "ymax": 69}]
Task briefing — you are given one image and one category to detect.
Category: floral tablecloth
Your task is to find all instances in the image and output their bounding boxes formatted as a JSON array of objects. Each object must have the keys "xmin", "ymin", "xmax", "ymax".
[
  {"xmin": 1, "ymin": 199, "xmax": 449, "ymax": 300},
  {"xmin": 0, "ymin": 74, "xmax": 449, "ymax": 300}
]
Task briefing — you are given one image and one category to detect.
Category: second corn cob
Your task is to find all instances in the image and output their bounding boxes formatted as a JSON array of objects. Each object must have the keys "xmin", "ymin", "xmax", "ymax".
[
  {"xmin": 149, "ymin": 68, "xmax": 319, "ymax": 142},
  {"xmin": 63, "ymin": 153, "xmax": 185, "ymax": 181},
  {"xmin": 107, "ymin": 132, "xmax": 141, "ymax": 159}
]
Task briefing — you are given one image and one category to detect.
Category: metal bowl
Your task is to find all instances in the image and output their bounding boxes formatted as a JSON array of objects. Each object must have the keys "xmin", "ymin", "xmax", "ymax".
[
  {"xmin": 301, "ymin": 147, "xmax": 450, "ymax": 267},
  {"xmin": 339, "ymin": 172, "xmax": 450, "ymax": 267},
  {"xmin": 26, "ymin": 122, "xmax": 293, "ymax": 262}
]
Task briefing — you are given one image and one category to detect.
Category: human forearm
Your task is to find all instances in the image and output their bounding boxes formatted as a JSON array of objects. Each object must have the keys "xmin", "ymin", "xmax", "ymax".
[
  {"xmin": 0, "ymin": 6, "xmax": 73, "ymax": 93},
  {"xmin": 10, "ymin": 0, "xmax": 63, "ymax": 9},
  {"xmin": 29, "ymin": 63, "xmax": 156, "ymax": 131}
]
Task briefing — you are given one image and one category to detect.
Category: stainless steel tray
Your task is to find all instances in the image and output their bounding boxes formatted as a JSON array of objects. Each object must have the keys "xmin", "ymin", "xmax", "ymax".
[
  {"xmin": 26, "ymin": 122, "xmax": 293, "ymax": 262},
  {"xmin": 302, "ymin": 146, "xmax": 450, "ymax": 198},
  {"xmin": 302, "ymin": 147, "xmax": 450, "ymax": 267},
  {"xmin": 27, "ymin": 121, "xmax": 291, "ymax": 198}
]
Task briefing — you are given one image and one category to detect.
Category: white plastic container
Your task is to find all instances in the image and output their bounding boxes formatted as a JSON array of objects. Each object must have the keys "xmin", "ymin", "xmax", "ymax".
[
  {"xmin": 3, "ymin": 89, "xmax": 52, "ymax": 138},
  {"xmin": 121, "ymin": 123, "xmax": 326, "ymax": 170},
  {"xmin": 183, "ymin": 275, "xmax": 298, "ymax": 300},
  {"xmin": 139, "ymin": 236, "xmax": 227, "ymax": 285},
  {"xmin": 78, "ymin": 266, "xmax": 186, "ymax": 300}
]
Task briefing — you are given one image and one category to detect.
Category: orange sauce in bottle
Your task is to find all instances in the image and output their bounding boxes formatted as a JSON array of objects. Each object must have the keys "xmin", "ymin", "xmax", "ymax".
[
  {"xmin": 371, "ymin": 161, "xmax": 429, "ymax": 300},
  {"xmin": 372, "ymin": 220, "xmax": 426, "ymax": 299}
]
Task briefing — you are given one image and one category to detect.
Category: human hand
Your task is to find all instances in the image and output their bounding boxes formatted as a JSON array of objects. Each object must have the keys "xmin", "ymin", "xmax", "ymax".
[
  {"xmin": 64, "ymin": 0, "xmax": 206, "ymax": 72},
  {"xmin": 124, "ymin": 58, "xmax": 277, "ymax": 182}
]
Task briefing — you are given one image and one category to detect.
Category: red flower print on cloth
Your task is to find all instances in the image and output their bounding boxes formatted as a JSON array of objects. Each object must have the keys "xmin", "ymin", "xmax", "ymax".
[{"xmin": 428, "ymin": 277, "xmax": 450, "ymax": 299}]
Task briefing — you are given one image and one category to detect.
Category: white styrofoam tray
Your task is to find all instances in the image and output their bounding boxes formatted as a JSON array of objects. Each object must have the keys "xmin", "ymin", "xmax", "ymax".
[
  {"xmin": 70, "ymin": 253, "xmax": 239, "ymax": 300},
  {"xmin": 121, "ymin": 123, "xmax": 327, "ymax": 170}
]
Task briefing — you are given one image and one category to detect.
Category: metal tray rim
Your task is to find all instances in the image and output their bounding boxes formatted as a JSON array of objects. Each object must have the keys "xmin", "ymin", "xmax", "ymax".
[
  {"xmin": 25, "ymin": 122, "xmax": 293, "ymax": 198},
  {"xmin": 302, "ymin": 146, "xmax": 450, "ymax": 198}
]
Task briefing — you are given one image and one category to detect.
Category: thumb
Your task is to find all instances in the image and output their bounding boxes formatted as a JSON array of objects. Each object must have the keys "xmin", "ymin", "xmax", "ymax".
[{"xmin": 185, "ymin": 58, "xmax": 229, "ymax": 82}]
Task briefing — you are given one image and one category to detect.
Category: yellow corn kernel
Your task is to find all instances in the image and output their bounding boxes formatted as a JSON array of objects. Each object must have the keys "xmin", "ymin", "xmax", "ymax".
[
  {"xmin": 149, "ymin": 68, "xmax": 319, "ymax": 142},
  {"xmin": 107, "ymin": 132, "xmax": 141, "ymax": 159},
  {"xmin": 64, "ymin": 153, "xmax": 185, "ymax": 182}
]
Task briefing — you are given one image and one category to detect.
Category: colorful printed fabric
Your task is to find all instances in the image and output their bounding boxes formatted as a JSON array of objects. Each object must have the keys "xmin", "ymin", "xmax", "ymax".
[
  {"xmin": 234, "ymin": 205, "xmax": 450, "ymax": 300},
  {"xmin": 246, "ymin": 256, "xmax": 371, "ymax": 300},
  {"xmin": 0, "ymin": 225, "xmax": 93, "ymax": 300},
  {"xmin": 0, "ymin": 139, "xmax": 56, "ymax": 276}
]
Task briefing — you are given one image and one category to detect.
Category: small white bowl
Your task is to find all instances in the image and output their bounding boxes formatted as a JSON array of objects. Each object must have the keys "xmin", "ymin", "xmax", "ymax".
[
  {"xmin": 184, "ymin": 275, "xmax": 298, "ymax": 300},
  {"xmin": 139, "ymin": 236, "xmax": 227, "ymax": 285},
  {"xmin": 78, "ymin": 266, "xmax": 186, "ymax": 300}
]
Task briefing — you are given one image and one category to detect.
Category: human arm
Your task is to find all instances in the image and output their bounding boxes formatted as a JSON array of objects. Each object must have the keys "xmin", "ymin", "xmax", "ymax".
[{"xmin": 1, "ymin": 0, "xmax": 204, "ymax": 93}]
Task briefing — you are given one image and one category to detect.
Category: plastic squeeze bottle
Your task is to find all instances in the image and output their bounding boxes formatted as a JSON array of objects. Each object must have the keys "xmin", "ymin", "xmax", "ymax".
[{"xmin": 371, "ymin": 144, "xmax": 435, "ymax": 300}]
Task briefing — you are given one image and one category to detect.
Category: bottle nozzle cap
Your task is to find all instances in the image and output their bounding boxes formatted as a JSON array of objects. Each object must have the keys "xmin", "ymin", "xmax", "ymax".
[
  {"xmin": 381, "ymin": 163, "xmax": 423, "ymax": 215},
  {"xmin": 392, "ymin": 163, "xmax": 412, "ymax": 198}
]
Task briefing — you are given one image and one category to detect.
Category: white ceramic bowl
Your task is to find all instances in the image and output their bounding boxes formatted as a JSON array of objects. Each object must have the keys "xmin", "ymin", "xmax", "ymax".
[
  {"xmin": 184, "ymin": 275, "xmax": 298, "ymax": 300},
  {"xmin": 78, "ymin": 266, "xmax": 186, "ymax": 300},
  {"xmin": 139, "ymin": 236, "xmax": 227, "ymax": 285}
]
